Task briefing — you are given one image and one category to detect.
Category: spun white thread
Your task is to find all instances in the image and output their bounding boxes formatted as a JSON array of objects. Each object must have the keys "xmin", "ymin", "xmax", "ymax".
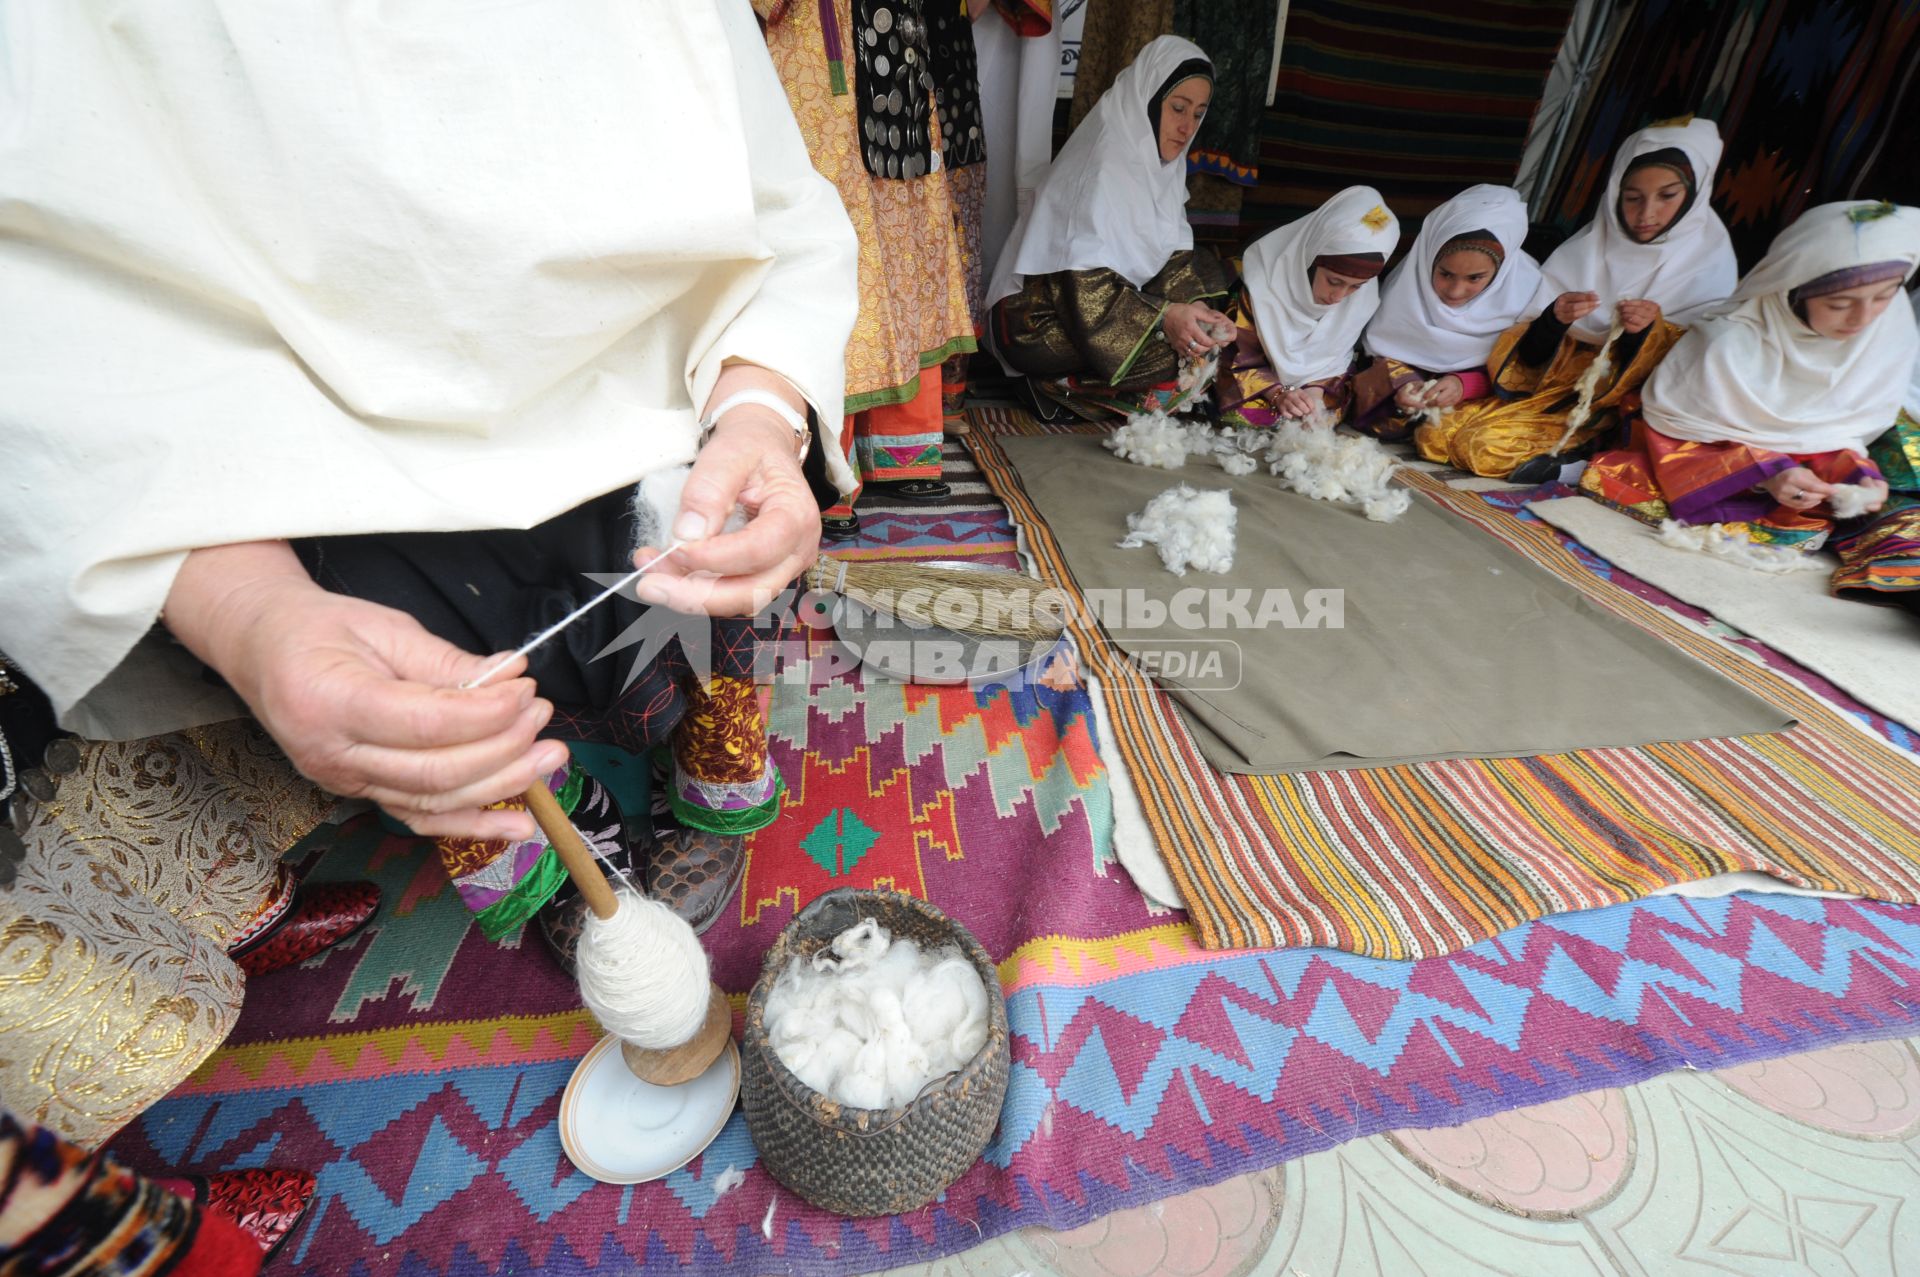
[
  {"xmin": 1546, "ymin": 313, "xmax": 1626, "ymax": 457},
  {"xmin": 462, "ymin": 541, "xmax": 685, "ymax": 689},
  {"xmin": 575, "ymin": 886, "xmax": 712, "ymax": 1049}
]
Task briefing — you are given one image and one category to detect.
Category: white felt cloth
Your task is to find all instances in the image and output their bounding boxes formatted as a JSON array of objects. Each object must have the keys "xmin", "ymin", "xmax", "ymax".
[
  {"xmin": 1241, "ymin": 186, "xmax": 1402, "ymax": 386},
  {"xmin": 1363, "ymin": 185, "xmax": 1542, "ymax": 373},
  {"xmin": 1640, "ymin": 201, "xmax": 1920, "ymax": 456},
  {"xmin": 1530, "ymin": 118, "xmax": 1738, "ymax": 341},
  {"xmin": 0, "ymin": 0, "xmax": 859, "ymax": 726}
]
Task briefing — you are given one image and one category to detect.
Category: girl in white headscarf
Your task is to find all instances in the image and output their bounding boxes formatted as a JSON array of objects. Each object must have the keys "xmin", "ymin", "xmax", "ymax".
[
  {"xmin": 1349, "ymin": 184, "xmax": 1541, "ymax": 440},
  {"xmin": 1417, "ymin": 119, "xmax": 1739, "ymax": 480},
  {"xmin": 1826, "ymin": 289, "xmax": 1920, "ymax": 608},
  {"xmin": 1581, "ymin": 201, "xmax": 1919, "ymax": 560},
  {"xmin": 986, "ymin": 36, "xmax": 1232, "ymax": 418},
  {"xmin": 1217, "ymin": 186, "xmax": 1401, "ymax": 426}
]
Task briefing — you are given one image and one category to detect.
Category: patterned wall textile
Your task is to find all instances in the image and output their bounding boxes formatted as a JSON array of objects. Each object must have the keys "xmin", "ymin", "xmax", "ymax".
[
  {"xmin": 1244, "ymin": 0, "xmax": 1577, "ymax": 244},
  {"xmin": 1172, "ymin": 0, "xmax": 1283, "ymax": 187},
  {"xmin": 1537, "ymin": 0, "xmax": 1920, "ymax": 268},
  {"xmin": 969, "ymin": 413, "xmax": 1920, "ymax": 956}
]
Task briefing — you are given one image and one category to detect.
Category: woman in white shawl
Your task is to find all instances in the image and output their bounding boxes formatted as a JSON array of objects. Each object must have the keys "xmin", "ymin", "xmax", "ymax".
[
  {"xmin": 1216, "ymin": 186, "xmax": 1401, "ymax": 426},
  {"xmin": 0, "ymin": 0, "xmax": 860, "ymax": 1148},
  {"xmin": 1348, "ymin": 185, "xmax": 1541, "ymax": 440},
  {"xmin": 986, "ymin": 36, "xmax": 1232, "ymax": 419},
  {"xmin": 1581, "ymin": 201, "xmax": 1918, "ymax": 561},
  {"xmin": 1417, "ymin": 118, "xmax": 1740, "ymax": 480}
]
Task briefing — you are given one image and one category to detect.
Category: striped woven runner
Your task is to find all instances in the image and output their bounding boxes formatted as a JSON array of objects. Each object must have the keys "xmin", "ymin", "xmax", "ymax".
[{"xmin": 967, "ymin": 408, "xmax": 1920, "ymax": 956}]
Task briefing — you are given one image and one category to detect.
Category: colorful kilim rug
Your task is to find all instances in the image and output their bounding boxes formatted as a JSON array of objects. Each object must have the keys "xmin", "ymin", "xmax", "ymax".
[
  {"xmin": 99, "ymin": 432, "xmax": 1920, "ymax": 1275},
  {"xmin": 967, "ymin": 409, "xmax": 1920, "ymax": 956},
  {"xmin": 1244, "ymin": 0, "xmax": 1577, "ymax": 240},
  {"xmin": 104, "ymin": 821, "xmax": 1920, "ymax": 1276}
]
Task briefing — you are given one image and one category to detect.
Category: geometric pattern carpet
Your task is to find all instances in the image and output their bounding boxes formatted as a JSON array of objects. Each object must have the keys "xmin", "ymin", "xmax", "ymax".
[{"xmin": 101, "ymin": 442, "xmax": 1920, "ymax": 1274}]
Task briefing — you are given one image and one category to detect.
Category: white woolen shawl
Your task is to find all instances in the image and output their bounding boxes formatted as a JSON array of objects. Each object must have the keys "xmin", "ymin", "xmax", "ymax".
[
  {"xmin": 984, "ymin": 35, "xmax": 1209, "ymax": 308},
  {"xmin": 1362, "ymin": 185, "xmax": 1542, "ymax": 372},
  {"xmin": 1242, "ymin": 186, "xmax": 1402, "ymax": 386},
  {"xmin": 1641, "ymin": 201, "xmax": 1920, "ymax": 456},
  {"xmin": 0, "ymin": 0, "xmax": 859, "ymax": 728},
  {"xmin": 1531, "ymin": 118, "xmax": 1739, "ymax": 341}
]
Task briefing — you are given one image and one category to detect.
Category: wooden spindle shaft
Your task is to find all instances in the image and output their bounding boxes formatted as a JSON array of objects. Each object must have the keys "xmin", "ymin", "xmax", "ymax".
[{"xmin": 524, "ymin": 782, "xmax": 619, "ymax": 920}]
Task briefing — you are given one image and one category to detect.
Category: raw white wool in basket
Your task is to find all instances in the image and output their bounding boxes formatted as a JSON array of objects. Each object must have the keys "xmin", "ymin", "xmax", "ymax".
[
  {"xmin": 1118, "ymin": 484, "xmax": 1237, "ymax": 576},
  {"xmin": 764, "ymin": 917, "xmax": 990, "ymax": 1111}
]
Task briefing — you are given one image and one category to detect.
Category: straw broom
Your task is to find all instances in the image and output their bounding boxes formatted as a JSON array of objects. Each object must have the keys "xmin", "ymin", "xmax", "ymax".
[{"xmin": 807, "ymin": 556, "xmax": 1067, "ymax": 643}]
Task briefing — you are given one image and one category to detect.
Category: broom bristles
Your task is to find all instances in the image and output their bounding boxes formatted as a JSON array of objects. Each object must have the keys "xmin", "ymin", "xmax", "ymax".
[{"xmin": 809, "ymin": 556, "xmax": 1068, "ymax": 641}]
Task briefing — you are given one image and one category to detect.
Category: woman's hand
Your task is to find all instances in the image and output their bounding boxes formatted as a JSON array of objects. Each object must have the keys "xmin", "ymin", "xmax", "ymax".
[
  {"xmin": 1856, "ymin": 477, "xmax": 1891, "ymax": 515},
  {"xmin": 1277, "ymin": 387, "xmax": 1324, "ymax": 419},
  {"xmin": 165, "ymin": 542, "xmax": 562, "ymax": 841},
  {"xmin": 1617, "ymin": 298, "xmax": 1662, "ymax": 335},
  {"xmin": 1428, "ymin": 374, "xmax": 1466, "ymax": 409},
  {"xmin": 1553, "ymin": 291, "xmax": 1601, "ymax": 326},
  {"xmin": 1163, "ymin": 301, "xmax": 1233, "ymax": 357},
  {"xmin": 635, "ymin": 393, "xmax": 821, "ymax": 618},
  {"xmin": 1761, "ymin": 466, "xmax": 1836, "ymax": 512}
]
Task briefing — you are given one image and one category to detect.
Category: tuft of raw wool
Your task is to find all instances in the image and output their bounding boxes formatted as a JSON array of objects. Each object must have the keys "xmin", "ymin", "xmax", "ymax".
[
  {"xmin": 1172, "ymin": 319, "xmax": 1234, "ymax": 406},
  {"xmin": 1407, "ymin": 378, "xmax": 1461, "ymax": 435},
  {"xmin": 1104, "ymin": 410, "xmax": 1192, "ymax": 469},
  {"xmin": 1826, "ymin": 484, "xmax": 1878, "ymax": 520},
  {"xmin": 1260, "ymin": 416, "xmax": 1412, "ymax": 523},
  {"xmin": 1656, "ymin": 520, "xmax": 1829, "ymax": 573},
  {"xmin": 764, "ymin": 916, "xmax": 990, "ymax": 1111},
  {"xmin": 632, "ymin": 465, "xmax": 750, "ymax": 550},
  {"xmin": 1118, "ymin": 485, "xmax": 1237, "ymax": 575},
  {"xmin": 1545, "ymin": 313, "xmax": 1627, "ymax": 458}
]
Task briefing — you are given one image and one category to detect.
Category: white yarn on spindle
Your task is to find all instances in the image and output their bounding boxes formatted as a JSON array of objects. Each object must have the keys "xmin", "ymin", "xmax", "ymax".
[{"xmin": 575, "ymin": 887, "xmax": 713, "ymax": 1049}]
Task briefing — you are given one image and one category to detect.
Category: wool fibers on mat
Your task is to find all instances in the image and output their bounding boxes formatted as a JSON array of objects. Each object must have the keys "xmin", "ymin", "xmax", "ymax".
[{"xmin": 998, "ymin": 432, "xmax": 1791, "ymax": 775}]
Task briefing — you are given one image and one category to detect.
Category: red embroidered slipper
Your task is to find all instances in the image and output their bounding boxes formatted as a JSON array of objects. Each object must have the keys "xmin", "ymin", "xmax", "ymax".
[
  {"xmin": 155, "ymin": 1168, "xmax": 317, "ymax": 1262},
  {"xmin": 231, "ymin": 880, "xmax": 380, "ymax": 977}
]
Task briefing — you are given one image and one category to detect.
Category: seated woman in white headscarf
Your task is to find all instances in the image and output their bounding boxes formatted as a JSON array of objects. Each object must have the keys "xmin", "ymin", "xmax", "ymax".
[
  {"xmin": 1580, "ymin": 201, "xmax": 1917, "ymax": 562},
  {"xmin": 1347, "ymin": 185, "xmax": 1541, "ymax": 442},
  {"xmin": 1215, "ymin": 186, "xmax": 1400, "ymax": 427},
  {"xmin": 985, "ymin": 36, "xmax": 1232, "ymax": 420},
  {"xmin": 1828, "ymin": 290, "xmax": 1920, "ymax": 610},
  {"xmin": 1417, "ymin": 119, "xmax": 1739, "ymax": 481}
]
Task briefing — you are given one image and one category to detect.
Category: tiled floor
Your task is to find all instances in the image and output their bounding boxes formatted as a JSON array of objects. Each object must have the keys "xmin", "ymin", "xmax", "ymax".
[{"xmin": 867, "ymin": 1036, "xmax": 1920, "ymax": 1276}]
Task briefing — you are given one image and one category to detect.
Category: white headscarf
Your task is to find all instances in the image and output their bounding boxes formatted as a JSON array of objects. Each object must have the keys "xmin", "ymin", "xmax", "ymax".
[
  {"xmin": 1532, "ymin": 118, "xmax": 1739, "ymax": 341},
  {"xmin": 1362, "ymin": 185, "xmax": 1542, "ymax": 372},
  {"xmin": 985, "ymin": 36, "xmax": 1210, "ymax": 308},
  {"xmin": 1242, "ymin": 186, "xmax": 1402, "ymax": 385},
  {"xmin": 0, "ymin": 0, "xmax": 859, "ymax": 727},
  {"xmin": 1641, "ymin": 201, "xmax": 1920, "ymax": 456},
  {"xmin": 1908, "ymin": 289, "xmax": 1920, "ymax": 414}
]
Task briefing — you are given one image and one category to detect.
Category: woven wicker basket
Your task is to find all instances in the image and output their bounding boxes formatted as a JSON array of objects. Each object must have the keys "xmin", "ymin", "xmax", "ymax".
[{"xmin": 741, "ymin": 888, "xmax": 1010, "ymax": 1216}]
